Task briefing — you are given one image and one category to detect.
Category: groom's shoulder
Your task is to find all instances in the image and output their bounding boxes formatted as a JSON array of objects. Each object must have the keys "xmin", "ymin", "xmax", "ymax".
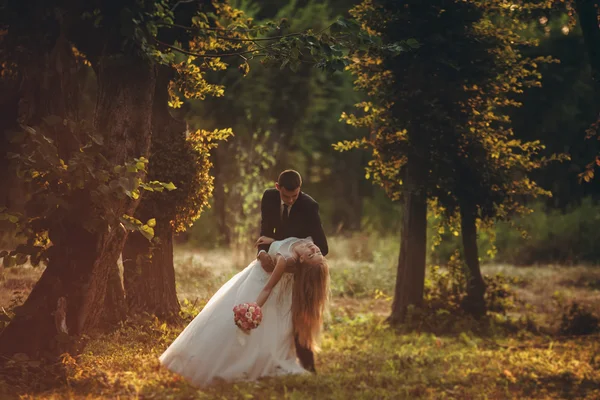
[
  {"xmin": 262, "ymin": 188, "xmax": 279, "ymax": 200},
  {"xmin": 299, "ymin": 191, "xmax": 318, "ymax": 207}
]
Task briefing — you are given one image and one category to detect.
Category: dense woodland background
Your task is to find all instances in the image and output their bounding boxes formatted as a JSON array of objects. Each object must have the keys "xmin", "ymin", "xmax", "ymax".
[{"xmin": 1, "ymin": 0, "xmax": 600, "ymax": 398}]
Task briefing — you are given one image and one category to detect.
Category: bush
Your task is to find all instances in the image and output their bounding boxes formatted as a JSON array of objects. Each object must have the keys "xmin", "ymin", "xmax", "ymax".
[
  {"xmin": 494, "ymin": 198, "xmax": 600, "ymax": 265},
  {"xmin": 559, "ymin": 303, "xmax": 600, "ymax": 336},
  {"xmin": 428, "ymin": 198, "xmax": 600, "ymax": 266}
]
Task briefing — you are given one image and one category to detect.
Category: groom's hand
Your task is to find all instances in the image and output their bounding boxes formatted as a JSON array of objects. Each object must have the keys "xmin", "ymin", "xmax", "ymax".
[{"xmin": 257, "ymin": 252, "xmax": 274, "ymax": 271}]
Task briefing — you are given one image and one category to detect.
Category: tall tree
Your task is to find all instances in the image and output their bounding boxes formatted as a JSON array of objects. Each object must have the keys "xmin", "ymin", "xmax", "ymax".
[
  {"xmin": 0, "ymin": 0, "xmax": 382, "ymax": 356},
  {"xmin": 0, "ymin": 0, "xmax": 158, "ymax": 357},
  {"xmin": 339, "ymin": 0, "xmax": 555, "ymax": 321},
  {"xmin": 571, "ymin": 1, "xmax": 600, "ymax": 181}
]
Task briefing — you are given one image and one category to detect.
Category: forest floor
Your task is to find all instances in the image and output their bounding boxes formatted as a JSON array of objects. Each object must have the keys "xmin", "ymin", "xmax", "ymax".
[{"xmin": 0, "ymin": 236, "xmax": 599, "ymax": 399}]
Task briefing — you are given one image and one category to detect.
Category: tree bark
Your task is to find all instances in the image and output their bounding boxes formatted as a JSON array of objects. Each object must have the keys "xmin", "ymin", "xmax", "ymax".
[
  {"xmin": 0, "ymin": 52, "xmax": 156, "ymax": 358},
  {"xmin": 388, "ymin": 160, "xmax": 428, "ymax": 324},
  {"xmin": 575, "ymin": 0, "xmax": 600, "ymax": 88},
  {"xmin": 459, "ymin": 200, "xmax": 486, "ymax": 318},
  {"xmin": 0, "ymin": 222, "xmax": 96, "ymax": 357},
  {"xmin": 122, "ymin": 65, "xmax": 181, "ymax": 319},
  {"xmin": 0, "ymin": 67, "xmax": 21, "ymax": 242},
  {"xmin": 123, "ymin": 219, "xmax": 180, "ymax": 319},
  {"xmin": 102, "ymin": 260, "xmax": 127, "ymax": 327},
  {"xmin": 78, "ymin": 54, "xmax": 156, "ymax": 332}
]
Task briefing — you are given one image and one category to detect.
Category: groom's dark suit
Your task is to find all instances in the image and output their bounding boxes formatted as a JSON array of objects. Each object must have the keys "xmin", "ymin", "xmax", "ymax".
[
  {"xmin": 258, "ymin": 188, "xmax": 328, "ymax": 372},
  {"xmin": 258, "ymin": 189, "xmax": 328, "ymax": 256}
]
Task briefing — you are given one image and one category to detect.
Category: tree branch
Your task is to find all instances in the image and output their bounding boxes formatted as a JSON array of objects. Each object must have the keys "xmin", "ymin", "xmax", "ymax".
[
  {"xmin": 153, "ymin": 37, "xmax": 271, "ymax": 59},
  {"xmin": 156, "ymin": 22, "xmax": 307, "ymax": 41}
]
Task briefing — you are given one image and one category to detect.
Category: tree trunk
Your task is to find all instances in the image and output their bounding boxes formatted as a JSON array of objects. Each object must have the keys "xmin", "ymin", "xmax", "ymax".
[
  {"xmin": 122, "ymin": 65, "xmax": 181, "ymax": 319},
  {"xmin": 123, "ymin": 220, "xmax": 179, "ymax": 319},
  {"xmin": 575, "ymin": 0, "xmax": 600, "ymax": 88},
  {"xmin": 0, "ymin": 69, "xmax": 21, "ymax": 246},
  {"xmin": 459, "ymin": 200, "xmax": 486, "ymax": 318},
  {"xmin": 102, "ymin": 260, "xmax": 127, "ymax": 327},
  {"xmin": 388, "ymin": 161, "xmax": 428, "ymax": 324},
  {"xmin": 0, "ymin": 53, "xmax": 156, "ymax": 358},
  {"xmin": 0, "ymin": 223, "xmax": 96, "ymax": 357}
]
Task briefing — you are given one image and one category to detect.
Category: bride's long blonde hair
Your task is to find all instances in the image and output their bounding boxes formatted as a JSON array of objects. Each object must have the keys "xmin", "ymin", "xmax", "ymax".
[{"xmin": 292, "ymin": 258, "xmax": 330, "ymax": 352}]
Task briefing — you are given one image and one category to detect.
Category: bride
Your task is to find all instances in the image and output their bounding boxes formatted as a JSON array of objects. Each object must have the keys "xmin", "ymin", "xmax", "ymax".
[{"xmin": 159, "ymin": 236, "xmax": 329, "ymax": 387}]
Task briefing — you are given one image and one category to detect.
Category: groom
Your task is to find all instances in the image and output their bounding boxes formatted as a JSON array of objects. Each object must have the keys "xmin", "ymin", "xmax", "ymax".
[{"xmin": 257, "ymin": 169, "xmax": 328, "ymax": 372}]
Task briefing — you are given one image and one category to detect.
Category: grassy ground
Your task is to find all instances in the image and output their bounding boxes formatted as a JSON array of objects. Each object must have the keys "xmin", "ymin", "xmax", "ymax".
[{"xmin": 1, "ymin": 236, "xmax": 599, "ymax": 399}]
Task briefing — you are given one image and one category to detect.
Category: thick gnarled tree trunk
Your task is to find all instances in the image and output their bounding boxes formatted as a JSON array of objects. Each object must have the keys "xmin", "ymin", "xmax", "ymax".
[
  {"xmin": 459, "ymin": 200, "xmax": 486, "ymax": 318},
  {"xmin": 122, "ymin": 66, "xmax": 181, "ymax": 319},
  {"xmin": 388, "ymin": 160, "xmax": 428, "ymax": 324},
  {"xmin": 0, "ymin": 52, "xmax": 156, "ymax": 358}
]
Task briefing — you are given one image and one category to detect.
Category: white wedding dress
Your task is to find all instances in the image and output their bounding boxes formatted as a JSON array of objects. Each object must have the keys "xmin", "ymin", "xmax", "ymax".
[{"xmin": 159, "ymin": 237, "xmax": 309, "ymax": 387}]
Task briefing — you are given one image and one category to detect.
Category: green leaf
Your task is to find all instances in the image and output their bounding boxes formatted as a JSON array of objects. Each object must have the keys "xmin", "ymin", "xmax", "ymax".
[
  {"xmin": 147, "ymin": 218, "xmax": 156, "ymax": 228},
  {"xmin": 120, "ymin": 215, "xmax": 143, "ymax": 231},
  {"xmin": 406, "ymin": 38, "xmax": 420, "ymax": 49},
  {"xmin": 140, "ymin": 225, "xmax": 155, "ymax": 241},
  {"xmin": 163, "ymin": 182, "xmax": 177, "ymax": 191}
]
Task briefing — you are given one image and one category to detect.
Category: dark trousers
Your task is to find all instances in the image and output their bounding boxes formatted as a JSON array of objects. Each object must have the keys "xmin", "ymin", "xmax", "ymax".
[{"xmin": 294, "ymin": 335, "xmax": 315, "ymax": 372}]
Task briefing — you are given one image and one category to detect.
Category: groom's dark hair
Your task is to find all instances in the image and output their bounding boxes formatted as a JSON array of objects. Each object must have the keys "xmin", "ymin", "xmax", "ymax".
[{"xmin": 278, "ymin": 170, "xmax": 302, "ymax": 190}]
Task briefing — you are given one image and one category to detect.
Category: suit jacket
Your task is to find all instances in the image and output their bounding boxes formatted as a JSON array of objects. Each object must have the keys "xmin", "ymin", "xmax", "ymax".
[{"xmin": 258, "ymin": 188, "xmax": 328, "ymax": 256}]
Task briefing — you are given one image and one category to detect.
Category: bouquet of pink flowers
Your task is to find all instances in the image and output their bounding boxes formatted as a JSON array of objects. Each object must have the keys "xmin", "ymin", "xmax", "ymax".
[{"xmin": 233, "ymin": 302, "xmax": 263, "ymax": 332}]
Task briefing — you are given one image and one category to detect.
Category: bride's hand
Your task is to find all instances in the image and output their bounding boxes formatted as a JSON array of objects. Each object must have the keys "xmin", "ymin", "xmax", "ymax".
[{"xmin": 255, "ymin": 236, "xmax": 275, "ymax": 247}]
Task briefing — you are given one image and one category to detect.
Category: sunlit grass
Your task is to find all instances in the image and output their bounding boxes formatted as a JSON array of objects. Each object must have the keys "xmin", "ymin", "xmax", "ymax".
[
  {"xmin": 4, "ymin": 308, "xmax": 599, "ymax": 399},
  {"xmin": 1, "ymin": 235, "xmax": 600, "ymax": 399}
]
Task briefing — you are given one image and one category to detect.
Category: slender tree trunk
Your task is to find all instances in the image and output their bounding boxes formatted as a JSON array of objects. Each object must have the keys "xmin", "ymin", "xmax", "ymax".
[
  {"xmin": 575, "ymin": 0, "xmax": 600, "ymax": 88},
  {"xmin": 122, "ymin": 66, "xmax": 181, "ymax": 319},
  {"xmin": 459, "ymin": 200, "xmax": 486, "ymax": 318},
  {"xmin": 388, "ymin": 160, "xmax": 427, "ymax": 324},
  {"xmin": 0, "ymin": 53, "xmax": 156, "ymax": 358}
]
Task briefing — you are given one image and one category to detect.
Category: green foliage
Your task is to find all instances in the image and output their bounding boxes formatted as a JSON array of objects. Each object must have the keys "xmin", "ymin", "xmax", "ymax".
[
  {"xmin": 141, "ymin": 127, "xmax": 233, "ymax": 233},
  {"xmin": 510, "ymin": 12, "xmax": 600, "ymax": 207},
  {"xmin": 493, "ymin": 198, "xmax": 600, "ymax": 265},
  {"xmin": 339, "ymin": 0, "xmax": 563, "ymax": 227},
  {"xmin": 226, "ymin": 130, "xmax": 278, "ymax": 245},
  {"xmin": 0, "ymin": 121, "xmax": 175, "ymax": 266},
  {"xmin": 185, "ymin": 0, "xmax": 376, "ymax": 246}
]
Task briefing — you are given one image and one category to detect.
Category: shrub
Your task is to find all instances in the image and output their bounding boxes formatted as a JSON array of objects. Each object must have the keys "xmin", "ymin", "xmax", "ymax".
[{"xmin": 559, "ymin": 303, "xmax": 600, "ymax": 336}]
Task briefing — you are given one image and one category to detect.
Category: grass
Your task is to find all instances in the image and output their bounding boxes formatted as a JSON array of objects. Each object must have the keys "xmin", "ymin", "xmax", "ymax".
[{"xmin": 1, "ymin": 235, "xmax": 600, "ymax": 399}]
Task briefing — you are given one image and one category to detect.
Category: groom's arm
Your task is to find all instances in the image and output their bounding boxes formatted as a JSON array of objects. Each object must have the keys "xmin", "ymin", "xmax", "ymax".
[
  {"xmin": 258, "ymin": 190, "xmax": 275, "ymax": 254},
  {"xmin": 308, "ymin": 202, "xmax": 328, "ymax": 256}
]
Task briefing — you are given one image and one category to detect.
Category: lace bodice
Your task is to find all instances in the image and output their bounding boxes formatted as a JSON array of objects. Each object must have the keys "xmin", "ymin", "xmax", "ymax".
[{"xmin": 267, "ymin": 237, "xmax": 312, "ymax": 263}]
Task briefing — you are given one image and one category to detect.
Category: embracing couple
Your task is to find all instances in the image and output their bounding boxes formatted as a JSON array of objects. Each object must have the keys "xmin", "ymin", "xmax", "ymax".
[{"xmin": 159, "ymin": 170, "xmax": 330, "ymax": 387}]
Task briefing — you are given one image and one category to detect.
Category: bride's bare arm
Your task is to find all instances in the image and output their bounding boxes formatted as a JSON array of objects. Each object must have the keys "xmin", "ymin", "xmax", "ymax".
[{"xmin": 255, "ymin": 255, "xmax": 287, "ymax": 308}]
